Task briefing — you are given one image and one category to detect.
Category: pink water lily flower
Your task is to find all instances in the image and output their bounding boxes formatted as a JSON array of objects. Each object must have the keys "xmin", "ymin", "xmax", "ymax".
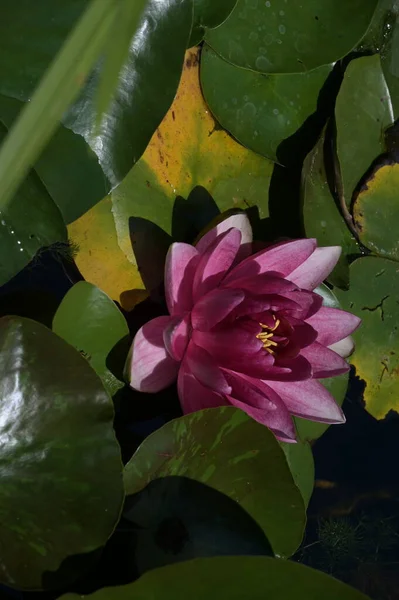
[{"xmin": 126, "ymin": 214, "xmax": 360, "ymax": 442}]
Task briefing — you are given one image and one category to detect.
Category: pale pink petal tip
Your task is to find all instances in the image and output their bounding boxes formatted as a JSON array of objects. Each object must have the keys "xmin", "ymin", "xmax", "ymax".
[
  {"xmin": 288, "ymin": 246, "xmax": 342, "ymax": 291},
  {"xmin": 195, "ymin": 212, "xmax": 253, "ymax": 255},
  {"xmin": 164, "ymin": 243, "xmax": 199, "ymax": 315},
  {"xmin": 329, "ymin": 335, "xmax": 355, "ymax": 358},
  {"xmin": 125, "ymin": 316, "xmax": 179, "ymax": 393}
]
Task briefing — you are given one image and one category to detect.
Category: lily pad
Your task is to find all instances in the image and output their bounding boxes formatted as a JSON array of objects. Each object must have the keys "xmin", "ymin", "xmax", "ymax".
[
  {"xmin": 205, "ymin": 0, "xmax": 377, "ymax": 73},
  {"xmin": 0, "ymin": 93, "xmax": 107, "ymax": 224},
  {"xmin": 336, "ymin": 256, "xmax": 399, "ymax": 419},
  {"xmin": 0, "ymin": 0, "xmax": 193, "ymax": 189},
  {"xmin": 124, "ymin": 407, "xmax": 306, "ymax": 558},
  {"xmin": 0, "ymin": 122, "xmax": 67, "ymax": 287},
  {"xmin": 60, "ymin": 556, "xmax": 371, "ymax": 600},
  {"xmin": 280, "ymin": 441, "xmax": 314, "ymax": 506},
  {"xmin": 112, "ymin": 47, "xmax": 273, "ymax": 265},
  {"xmin": 0, "ymin": 317, "xmax": 124, "ymax": 589},
  {"xmin": 302, "ymin": 125, "xmax": 359, "ymax": 289},
  {"xmin": 52, "ymin": 282, "xmax": 130, "ymax": 396},
  {"xmin": 124, "ymin": 476, "xmax": 273, "ymax": 575},
  {"xmin": 68, "ymin": 196, "xmax": 146, "ymax": 310},
  {"xmin": 200, "ymin": 45, "xmax": 332, "ymax": 162},
  {"xmin": 189, "ymin": 0, "xmax": 238, "ymax": 46},
  {"xmin": 335, "ymin": 54, "xmax": 393, "ymax": 209},
  {"xmin": 352, "ymin": 155, "xmax": 399, "ymax": 260}
]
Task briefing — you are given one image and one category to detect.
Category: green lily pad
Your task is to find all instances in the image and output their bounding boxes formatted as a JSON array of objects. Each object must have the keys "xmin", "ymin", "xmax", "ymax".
[
  {"xmin": 0, "ymin": 0, "xmax": 193, "ymax": 189},
  {"xmin": 302, "ymin": 125, "xmax": 359, "ymax": 289},
  {"xmin": 0, "ymin": 317, "xmax": 124, "ymax": 589},
  {"xmin": 112, "ymin": 47, "xmax": 272, "ymax": 269},
  {"xmin": 280, "ymin": 441, "xmax": 314, "ymax": 506},
  {"xmin": 357, "ymin": 0, "xmax": 399, "ymax": 117},
  {"xmin": 205, "ymin": 0, "xmax": 377, "ymax": 73},
  {"xmin": 124, "ymin": 407, "xmax": 306, "ymax": 558},
  {"xmin": 189, "ymin": 0, "xmax": 238, "ymax": 46},
  {"xmin": 200, "ymin": 45, "xmax": 332, "ymax": 162},
  {"xmin": 0, "ymin": 122, "xmax": 67, "ymax": 287},
  {"xmin": 352, "ymin": 156, "xmax": 399, "ymax": 260},
  {"xmin": 52, "ymin": 282, "xmax": 130, "ymax": 396},
  {"xmin": 335, "ymin": 54, "xmax": 393, "ymax": 209},
  {"xmin": 295, "ymin": 285, "xmax": 350, "ymax": 442},
  {"xmin": 124, "ymin": 476, "xmax": 273, "ymax": 575},
  {"xmin": 60, "ymin": 556, "xmax": 371, "ymax": 600},
  {"xmin": 336, "ymin": 256, "xmax": 399, "ymax": 419},
  {"xmin": 0, "ymin": 93, "xmax": 107, "ymax": 224}
]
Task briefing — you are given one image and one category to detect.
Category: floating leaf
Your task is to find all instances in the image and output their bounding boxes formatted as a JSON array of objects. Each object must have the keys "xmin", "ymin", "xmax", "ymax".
[
  {"xmin": 205, "ymin": 0, "xmax": 377, "ymax": 73},
  {"xmin": 112, "ymin": 47, "xmax": 273, "ymax": 265},
  {"xmin": 189, "ymin": 0, "xmax": 238, "ymax": 46},
  {"xmin": 336, "ymin": 256, "xmax": 399, "ymax": 419},
  {"xmin": 0, "ymin": 93, "xmax": 107, "ymax": 224},
  {"xmin": 200, "ymin": 45, "xmax": 332, "ymax": 162},
  {"xmin": 302, "ymin": 125, "xmax": 359, "ymax": 289},
  {"xmin": 52, "ymin": 282, "xmax": 129, "ymax": 396},
  {"xmin": 68, "ymin": 196, "xmax": 145, "ymax": 310},
  {"xmin": 0, "ymin": 0, "xmax": 193, "ymax": 203},
  {"xmin": 60, "ymin": 556, "xmax": 371, "ymax": 600},
  {"xmin": 0, "ymin": 122, "xmax": 67, "ymax": 287},
  {"xmin": 280, "ymin": 441, "xmax": 314, "ymax": 506},
  {"xmin": 352, "ymin": 156, "xmax": 399, "ymax": 260},
  {"xmin": 124, "ymin": 407, "xmax": 306, "ymax": 558},
  {"xmin": 335, "ymin": 54, "xmax": 393, "ymax": 209},
  {"xmin": 0, "ymin": 317, "xmax": 124, "ymax": 589}
]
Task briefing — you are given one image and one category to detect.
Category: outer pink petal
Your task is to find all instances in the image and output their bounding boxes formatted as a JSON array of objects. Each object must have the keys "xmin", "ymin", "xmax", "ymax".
[
  {"xmin": 266, "ymin": 378, "xmax": 345, "ymax": 423},
  {"xmin": 222, "ymin": 370, "xmax": 296, "ymax": 441},
  {"xmin": 328, "ymin": 336, "xmax": 355, "ymax": 358},
  {"xmin": 165, "ymin": 243, "xmax": 199, "ymax": 315},
  {"xmin": 300, "ymin": 342, "xmax": 350, "ymax": 378},
  {"xmin": 191, "ymin": 288, "xmax": 245, "ymax": 331},
  {"xmin": 185, "ymin": 341, "xmax": 232, "ymax": 394},
  {"xmin": 192, "ymin": 228, "xmax": 242, "ymax": 301},
  {"xmin": 286, "ymin": 246, "xmax": 342, "ymax": 291},
  {"xmin": 177, "ymin": 364, "xmax": 228, "ymax": 413},
  {"xmin": 126, "ymin": 316, "xmax": 179, "ymax": 393},
  {"xmin": 224, "ymin": 238, "xmax": 317, "ymax": 284},
  {"xmin": 195, "ymin": 213, "xmax": 253, "ymax": 262},
  {"xmin": 305, "ymin": 307, "xmax": 361, "ymax": 346},
  {"xmin": 163, "ymin": 314, "xmax": 191, "ymax": 361}
]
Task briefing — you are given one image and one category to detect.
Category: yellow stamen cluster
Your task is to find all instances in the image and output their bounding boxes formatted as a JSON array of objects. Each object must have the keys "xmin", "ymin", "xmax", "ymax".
[{"xmin": 256, "ymin": 317, "xmax": 280, "ymax": 354}]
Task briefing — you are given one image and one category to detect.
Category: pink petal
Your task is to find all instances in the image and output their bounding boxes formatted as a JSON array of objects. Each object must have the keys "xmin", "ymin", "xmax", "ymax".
[
  {"xmin": 191, "ymin": 288, "xmax": 245, "ymax": 331},
  {"xmin": 279, "ymin": 289, "xmax": 323, "ymax": 320},
  {"xmin": 192, "ymin": 228, "xmax": 242, "ymax": 301},
  {"xmin": 329, "ymin": 336, "xmax": 355, "ymax": 358},
  {"xmin": 177, "ymin": 364, "xmax": 228, "ymax": 413},
  {"xmin": 270, "ymin": 354, "xmax": 312, "ymax": 380},
  {"xmin": 224, "ymin": 272, "xmax": 297, "ymax": 295},
  {"xmin": 287, "ymin": 246, "xmax": 342, "ymax": 291},
  {"xmin": 284, "ymin": 316, "xmax": 318, "ymax": 348},
  {"xmin": 185, "ymin": 341, "xmax": 232, "ymax": 394},
  {"xmin": 163, "ymin": 314, "xmax": 191, "ymax": 361},
  {"xmin": 192, "ymin": 320, "xmax": 262, "ymax": 358},
  {"xmin": 266, "ymin": 378, "xmax": 345, "ymax": 423},
  {"xmin": 222, "ymin": 370, "xmax": 296, "ymax": 441},
  {"xmin": 305, "ymin": 307, "xmax": 361, "ymax": 346},
  {"xmin": 234, "ymin": 294, "xmax": 301, "ymax": 318},
  {"xmin": 126, "ymin": 316, "xmax": 179, "ymax": 393},
  {"xmin": 224, "ymin": 238, "xmax": 317, "ymax": 284},
  {"xmin": 165, "ymin": 243, "xmax": 199, "ymax": 315},
  {"xmin": 300, "ymin": 342, "xmax": 350, "ymax": 378},
  {"xmin": 195, "ymin": 213, "xmax": 253, "ymax": 262}
]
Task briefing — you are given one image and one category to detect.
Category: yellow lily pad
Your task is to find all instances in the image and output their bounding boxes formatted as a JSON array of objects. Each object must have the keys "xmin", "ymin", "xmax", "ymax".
[
  {"xmin": 112, "ymin": 47, "xmax": 273, "ymax": 265},
  {"xmin": 68, "ymin": 197, "xmax": 146, "ymax": 311}
]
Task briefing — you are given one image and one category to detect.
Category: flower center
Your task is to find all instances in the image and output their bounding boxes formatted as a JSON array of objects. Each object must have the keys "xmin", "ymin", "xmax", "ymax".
[{"xmin": 256, "ymin": 317, "xmax": 280, "ymax": 354}]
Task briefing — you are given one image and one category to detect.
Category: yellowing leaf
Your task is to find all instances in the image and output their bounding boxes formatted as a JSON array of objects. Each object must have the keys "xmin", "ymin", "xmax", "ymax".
[
  {"xmin": 68, "ymin": 196, "xmax": 146, "ymax": 311},
  {"xmin": 112, "ymin": 47, "xmax": 273, "ymax": 264}
]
